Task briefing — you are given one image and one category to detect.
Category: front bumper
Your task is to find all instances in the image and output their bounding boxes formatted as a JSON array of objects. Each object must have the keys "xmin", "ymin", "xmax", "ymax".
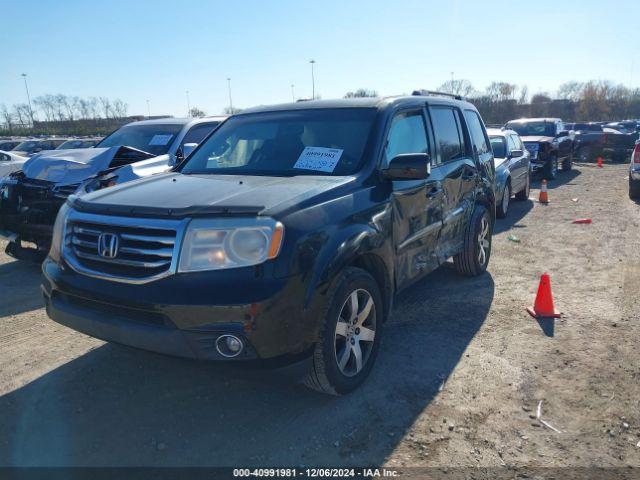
[{"xmin": 41, "ymin": 257, "xmax": 320, "ymax": 361}]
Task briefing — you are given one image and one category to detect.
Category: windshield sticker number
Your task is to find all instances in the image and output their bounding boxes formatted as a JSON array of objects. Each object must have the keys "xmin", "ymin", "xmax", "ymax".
[
  {"xmin": 294, "ymin": 147, "xmax": 343, "ymax": 173},
  {"xmin": 149, "ymin": 134, "xmax": 174, "ymax": 146}
]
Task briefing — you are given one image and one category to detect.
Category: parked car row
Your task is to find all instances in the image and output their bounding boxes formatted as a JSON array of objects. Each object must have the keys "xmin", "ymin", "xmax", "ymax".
[
  {"xmin": 1, "ymin": 91, "xmax": 635, "ymax": 394},
  {"xmin": 0, "ymin": 136, "xmax": 103, "ymax": 158}
]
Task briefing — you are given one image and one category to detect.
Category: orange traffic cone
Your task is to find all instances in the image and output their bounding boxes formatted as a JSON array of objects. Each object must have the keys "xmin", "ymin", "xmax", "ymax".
[
  {"xmin": 526, "ymin": 273, "xmax": 561, "ymax": 319},
  {"xmin": 597, "ymin": 157, "xmax": 603, "ymax": 168},
  {"xmin": 539, "ymin": 179, "xmax": 549, "ymax": 204}
]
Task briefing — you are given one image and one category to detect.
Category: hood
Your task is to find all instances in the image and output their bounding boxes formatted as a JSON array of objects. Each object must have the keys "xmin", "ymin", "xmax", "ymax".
[
  {"xmin": 74, "ymin": 172, "xmax": 356, "ymax": 218},
  {"xmin": 21, "ymin": 146, "xmax": 156, "ymax": 185},
  {"xmin": 520, "ymin": 136, "xmax": 554, "ymax": 144}
]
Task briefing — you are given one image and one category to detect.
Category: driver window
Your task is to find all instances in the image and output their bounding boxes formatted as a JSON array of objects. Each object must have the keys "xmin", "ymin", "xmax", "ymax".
[{"xmin": 383, "ymin": 111, "xmax": 428, "ymax": 167}]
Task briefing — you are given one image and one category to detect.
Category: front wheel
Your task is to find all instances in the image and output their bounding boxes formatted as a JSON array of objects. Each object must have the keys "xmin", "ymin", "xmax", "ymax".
[
  {"xmin": 454, "ymin": 205, "xmax": 492, "ymax": 277},
  {"xmin": 304, "ymin": 267, "xmax": 383, "ymax": 395},
  {"xmin": 545, "ymin": 156, "xmax": 558, "ymax": 180}
]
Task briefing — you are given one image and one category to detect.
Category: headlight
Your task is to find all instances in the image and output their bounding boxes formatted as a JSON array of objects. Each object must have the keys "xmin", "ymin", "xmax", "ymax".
[
  {"xmin": 178, "ymin": 218, "xmax": 284, "ymax": 272},
  {"xmin": 49, "ymin": 202, "xmax": 70, "ymax": 262}
]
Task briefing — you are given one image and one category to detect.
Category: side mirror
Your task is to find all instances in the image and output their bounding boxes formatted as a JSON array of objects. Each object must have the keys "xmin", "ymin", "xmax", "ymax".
[
  {"xmin": 182, "ymin": 142, "xmax": 198, "ymax": 159},
  {"xmin": 509, "ymin": 149, "xmax": 524, "ymax": 158},
  {"xmin": 383, "ymin": 153, "xmax": 431, "ymax": 180},
  {"xmin": 557, "ymin": 131, "xmax": 569, "ymax": 138},
  {"xmin": 33, "ymin": 147, "xmax": 42, "ymax": 153}
]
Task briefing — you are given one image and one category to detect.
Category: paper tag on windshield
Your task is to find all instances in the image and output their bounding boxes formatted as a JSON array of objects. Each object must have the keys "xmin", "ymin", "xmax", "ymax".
[
  {"xmin": 293, "ymin": 147, "xmax": 343, "ymax": 173},
  {"xmin": 149, "ymin": 134, "xmax": 173, "ymax": 146}
]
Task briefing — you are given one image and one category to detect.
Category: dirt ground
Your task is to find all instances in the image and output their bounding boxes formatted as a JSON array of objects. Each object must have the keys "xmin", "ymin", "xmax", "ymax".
[{"xmin": 0, "ymin": 163, "xmax": 638, "ymax": 471}]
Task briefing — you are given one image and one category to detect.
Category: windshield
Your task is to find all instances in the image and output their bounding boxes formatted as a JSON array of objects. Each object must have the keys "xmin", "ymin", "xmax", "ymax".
[
  {"xmin": 489, "ymin": 136, "xmax": 506, "ymax": 158},
  {"xmin": 96, "ymin": 123, "xmax": 183, "ymax": 156},
  {"xmin": 181, "ymin": 108, "xmax": 377, "ymax": 176},
  {"xmin": 13, "ymin": 141, "xmax": 39, "ymax": 152},
  {"xmin": 505, "ymin": 122, "xmax": 556, "ymax": 137},
  {"xmin": 57, "ymin": 140, "xmax": 84, "ymax": 149}
]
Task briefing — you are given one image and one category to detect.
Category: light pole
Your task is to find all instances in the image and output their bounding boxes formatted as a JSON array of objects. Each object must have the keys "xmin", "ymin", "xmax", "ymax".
[
  {"xmin": 227, "ymin": 78, "xmax": 233, "ymax": 113},
  {"xmin": 186, "ymin": 90, "xmax": 191, "ymax": 117},
  {"xmin": 21, "ymin": 73, "xmax": 34, "ymax": 127},
  {"xmin": 309, "ymin": 60, "xmax": 316, "ymax": 100},
  {"xmin": 291, "ymin": 84, "xmax": 295, "ymax": 102},
  {"xmin": 146, "ymin": 99, "xmax": 151, "ymax": 119},
  {"xmin": 450, "ymin": 72, "xmax": 454, "ymax": 94}
]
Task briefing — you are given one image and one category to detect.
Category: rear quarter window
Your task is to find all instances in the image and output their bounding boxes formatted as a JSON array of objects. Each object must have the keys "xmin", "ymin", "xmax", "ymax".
[{"xmin": 463, "ymin": 110, "xmax": 490, "ymax": 155}]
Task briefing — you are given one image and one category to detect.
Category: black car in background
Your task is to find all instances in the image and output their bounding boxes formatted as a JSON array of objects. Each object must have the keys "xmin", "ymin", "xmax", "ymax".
[
  {"xmin": 488, "ymin": 128, "xmax": 530, "ymax": 218},
  {"xmin": 505, "ymin": 118, "xmax": 573, "ymax": 180},
  {"xmin": 42, "ymin": 94, "xmax": 496, "ymax": 395}
]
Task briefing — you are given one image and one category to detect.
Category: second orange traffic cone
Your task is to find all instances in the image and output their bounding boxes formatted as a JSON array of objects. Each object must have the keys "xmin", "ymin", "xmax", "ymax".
[
  {"xmin": 539, "ymin": 179, "xmax": 549, "ymax": 204},
  {"xmin": 526, "ymin": 273, "xmax": 561, "ymax": 319}
]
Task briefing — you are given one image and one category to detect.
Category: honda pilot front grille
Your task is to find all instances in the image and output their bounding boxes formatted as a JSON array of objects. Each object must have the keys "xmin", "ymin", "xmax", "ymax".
[{"xmin": 63, "ymin": 211, "xmax": 188, "ymax": 284}]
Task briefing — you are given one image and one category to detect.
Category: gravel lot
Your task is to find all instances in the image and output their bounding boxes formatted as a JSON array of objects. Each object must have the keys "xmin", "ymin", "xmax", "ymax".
[{"xmin": 0, "ymin": 164, "xmax": 638, "ymax": 469}]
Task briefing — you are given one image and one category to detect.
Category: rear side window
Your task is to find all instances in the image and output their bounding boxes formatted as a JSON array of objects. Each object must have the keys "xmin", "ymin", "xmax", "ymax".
[
  {"xmin": 489, "ymin": 137, "xmax": 506, "ymax": 158},
  {"xmin": 383, "ymin": 111, "xmax": 428, "ymax": 167},
  {"xmin": 430, "ymin": 106, "xmax": 465, "ymax": 163},
  {"xmin": 464, "ymin": 110, "xmax": 490, "ymax": 155}
]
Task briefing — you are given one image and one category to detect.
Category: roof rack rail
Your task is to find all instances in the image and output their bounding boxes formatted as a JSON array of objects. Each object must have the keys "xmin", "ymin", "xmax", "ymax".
[{"xmin": 411, "ymin": 89, "xmax": 464, "ymax": 101}]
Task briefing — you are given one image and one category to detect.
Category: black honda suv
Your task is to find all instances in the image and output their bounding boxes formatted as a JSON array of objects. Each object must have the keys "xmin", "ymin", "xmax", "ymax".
[{"xmin": 42, "ymin": 94, "xmax": 496, "ymax": 395}]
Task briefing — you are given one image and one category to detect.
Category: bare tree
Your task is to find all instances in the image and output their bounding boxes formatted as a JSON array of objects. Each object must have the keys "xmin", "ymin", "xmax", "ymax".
[
  {"xmin": 99, "ymin": 97, "xmax": 112, "ymax": 119},
  {"xmin": 437, "ymin": 79, "xmax": 476, "ymax": 97},
  {"xmin": 13, "ymin": 104, "xmax": 32, "ymax": 127},
  {"xmin": 34, "ymin": 95, "xmax": 56, "ymax": 122},
  {"xmin": 344, "ymin": 88, "xmax": 378, "ymax": 98},
  {"xmin": 518, "ymin": 85, "xmax": 529, "ymax": 104},
  {"xmin": 111, "ymin": 99, "xmax": 128, "ymax": 119},
  {"xmin": 0, "ymin": 104, "xmax": 14, "ymax": 132},
  {"xmin": 189, "ymin": 107, "xmax": 206, "ymax": 118}
]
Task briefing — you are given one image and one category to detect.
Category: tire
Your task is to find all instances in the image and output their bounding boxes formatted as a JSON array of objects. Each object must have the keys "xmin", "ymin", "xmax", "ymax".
[
  {"xmin": 496, "ymin": 181, "xmax": 510, "ymax": 218},
  {"xmin": 545, "ymin": 155, "xmax": 558, "ymax": 180},
  {"xmin": 453, "ymin": 205, "xmax": 492, "ymax": 277},
  {"xmin": 562, "ymin": 154, "xmax": 573, "ymax": 171},
  {"xmin": 576, "ymin": 146, "xmax": 591, "ymax": 163},
  {"xmin": 304, "ymin": 267, "xmax": 383, "ymax": 395},
  {"xmin": 630, "ymin": 178, "xmax": 640, "ymax": 200},
  {"xmin": 514, "ymin": 172, "xmax": 530, "ymax": 201}
]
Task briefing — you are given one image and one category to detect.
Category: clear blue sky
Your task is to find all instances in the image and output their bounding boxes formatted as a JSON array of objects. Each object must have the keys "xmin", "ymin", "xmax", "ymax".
[{"xmin": 2, "ymin": 0, "xmax": 638, "ymax": 117}]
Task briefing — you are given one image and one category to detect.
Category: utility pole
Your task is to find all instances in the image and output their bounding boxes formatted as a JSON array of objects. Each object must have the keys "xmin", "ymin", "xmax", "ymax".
[
  {"xmin": 291, "ymin": 84, "xmax": 295, "ymax": 102},
  {"xmin": 310, "ymin": 60, "xmax": 316, "ymax": 100},
  {"xmin": 227, "ymin": 78, "xmax": 233, "ymax": 113},
  {"xmin": 21, "ymin": 73, "xmax": 34, "ymax": 127},
  {"xmin": 186, "ymin": 90, "xmax": 191, "ymax": 117},
  {"xmin": 146, "ymin": 99, "xmax": 151, "ymax": 119}
]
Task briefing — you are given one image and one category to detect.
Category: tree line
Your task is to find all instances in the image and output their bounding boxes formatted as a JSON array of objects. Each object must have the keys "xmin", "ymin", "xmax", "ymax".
[
  {"xmin": 3, "ymin": 79, "xmax": 639, "ymax": 136},
  {"xmin": 1, "ymin": 94, "xmax": 129, "ymax": 136},
  {"xmin": 345, "ymin": 80, "xmax": 640, "ymax": 124}
]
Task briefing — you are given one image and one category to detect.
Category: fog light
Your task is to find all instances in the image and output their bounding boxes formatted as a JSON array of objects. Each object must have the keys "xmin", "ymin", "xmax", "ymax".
[{"xmin": 215, "ymin": 334, "xmax": 244, "ymax": 358}]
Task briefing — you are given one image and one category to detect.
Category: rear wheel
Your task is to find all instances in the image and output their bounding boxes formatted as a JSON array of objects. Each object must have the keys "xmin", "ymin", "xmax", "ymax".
[
  {"xmin": 577, "ymin": 146, "xmax": 590, "ymax": 162},
  {"xmin": 562, "ymin": 154, "xmax": 573, "ymax": 171},
  {"xmin": 304, "ymin": 267, "xmax": 383, "ymax": 395},
  {"xmin": 545, "ymin": 155, "xmax": 558, "ymax": 180},
  {"xmin": 515, "ymin": 172, "xmax": 530, "ymax": 201},
  {"xmin": 454, "ymin": 205, "xmax": 492, "ymax": 277},
  {"xmin": 630, "ymin": 178, "xmax": 640, "ymax": 200},
  {"xmin": 496, "ymin": 182, "xmax": 510, "ymax": 218}
]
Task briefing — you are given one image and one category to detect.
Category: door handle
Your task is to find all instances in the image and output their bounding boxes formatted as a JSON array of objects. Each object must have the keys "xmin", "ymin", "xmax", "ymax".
[{"xmin": 427, "ymin": 187, "xmax": 443, "ymax": 199}]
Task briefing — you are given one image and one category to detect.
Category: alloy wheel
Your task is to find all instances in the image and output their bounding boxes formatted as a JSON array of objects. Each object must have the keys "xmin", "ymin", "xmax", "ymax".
[
  {"xmin": 502, "ymin": 185, "xmax": 510, "ymax": 215},
  {"xmin": 334, "ymin": 288, "xmax": 377, "ymax": 377},
  {"xmin": 477, "ymin": 216, "xmax": 490, "ymax": 266}
]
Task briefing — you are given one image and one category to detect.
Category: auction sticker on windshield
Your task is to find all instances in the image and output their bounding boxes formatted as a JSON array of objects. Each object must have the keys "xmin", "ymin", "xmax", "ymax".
[
  {"xmin": 149, "ymin": 134, "xmax": 173, "ymax": 146},
  {"xmin": 293, "ymin": 146, "xmax": 343, "ymax": 173}
]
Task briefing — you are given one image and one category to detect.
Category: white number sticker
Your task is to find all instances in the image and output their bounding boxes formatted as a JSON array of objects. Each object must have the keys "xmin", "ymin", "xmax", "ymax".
[{"xmin": 293, "ymin": 147, "xmax": 343, "ymax": 173}]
